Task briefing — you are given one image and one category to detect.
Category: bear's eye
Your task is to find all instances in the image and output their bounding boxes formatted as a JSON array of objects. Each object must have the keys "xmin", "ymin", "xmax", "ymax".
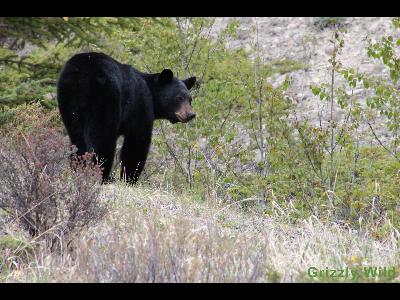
[{"xmin": 176, "ymin": 95, "xmax": 184, "ymax": 102}]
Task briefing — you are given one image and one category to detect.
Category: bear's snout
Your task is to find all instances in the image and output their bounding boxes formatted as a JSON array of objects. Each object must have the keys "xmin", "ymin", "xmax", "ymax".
[
  {"xmin": 186, "ymin": 111, "xmax": 196, "ymax": 121},
  {"xmin": 175, "ymin": 102, "xmax": 196, "ymax": 123}
]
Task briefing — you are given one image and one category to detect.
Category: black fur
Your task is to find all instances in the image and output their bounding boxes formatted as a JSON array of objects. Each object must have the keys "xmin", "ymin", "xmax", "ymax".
[{"xmin": 57, "ymin": 52, "xmax": 196, "ymax": 183}]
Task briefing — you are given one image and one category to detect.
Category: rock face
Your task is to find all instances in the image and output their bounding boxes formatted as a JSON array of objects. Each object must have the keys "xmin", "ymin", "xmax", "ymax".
[{"xmin": 213, "ymin": 17, "xmax": 400, "ymax": 142}]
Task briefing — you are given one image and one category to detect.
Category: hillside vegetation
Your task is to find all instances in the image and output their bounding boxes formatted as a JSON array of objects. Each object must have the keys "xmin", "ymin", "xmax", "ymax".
[
  {"xmin": 2, "ymin": 183, "xmax": 399, "ymax": 282},
  {"xmin": 1, "ymin": 17, "xmax": 400, "ymax": 282}
]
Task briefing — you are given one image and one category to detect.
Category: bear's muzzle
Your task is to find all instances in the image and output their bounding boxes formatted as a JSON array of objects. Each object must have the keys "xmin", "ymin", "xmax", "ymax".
[{"xmin": 175, "ymin": 102, "xmax": 196, "ymax": 123}]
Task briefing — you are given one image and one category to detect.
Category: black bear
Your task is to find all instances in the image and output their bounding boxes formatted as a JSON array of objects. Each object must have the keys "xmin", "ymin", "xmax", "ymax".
[{"xmin": 57, "ymin": 52, "xmax": 196, "ymax": 183}]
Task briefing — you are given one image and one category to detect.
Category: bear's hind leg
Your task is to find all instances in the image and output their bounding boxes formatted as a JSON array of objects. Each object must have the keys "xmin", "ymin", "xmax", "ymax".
[
  {"xmin": 120, "ymin": 123, "xmax": 152, "ymax": 184},
  {"xmin": 84, "ymin": 118, "xmax": 119, "ymax": 183}
]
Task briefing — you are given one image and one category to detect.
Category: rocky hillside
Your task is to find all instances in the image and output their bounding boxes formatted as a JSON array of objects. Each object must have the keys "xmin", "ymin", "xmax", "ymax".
[{"xmin": 213, "ymin": 17, "xmax": 400, "ymax": 142}]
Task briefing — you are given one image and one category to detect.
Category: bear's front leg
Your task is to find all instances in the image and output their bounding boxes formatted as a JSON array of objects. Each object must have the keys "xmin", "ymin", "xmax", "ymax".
[{"xmin": 120, "ymin": 122, "xmax": 153, "ymax": 184}]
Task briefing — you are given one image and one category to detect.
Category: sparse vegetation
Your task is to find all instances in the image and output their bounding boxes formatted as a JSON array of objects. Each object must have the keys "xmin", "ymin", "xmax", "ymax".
[{"xmin": 2, "ymin": 185, "xmax": 399, "ymax": 282}]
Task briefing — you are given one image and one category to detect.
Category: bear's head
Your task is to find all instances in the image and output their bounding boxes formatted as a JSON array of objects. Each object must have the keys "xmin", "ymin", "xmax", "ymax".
[{"xmin": 153, "ymin": 69, "xmax": 197, "ymax": 124}]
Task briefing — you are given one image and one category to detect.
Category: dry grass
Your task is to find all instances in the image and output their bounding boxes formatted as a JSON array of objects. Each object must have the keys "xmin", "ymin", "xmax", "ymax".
[{"xmin": 2, "ymin": 182, "xmax": 399, "ymax": 283}]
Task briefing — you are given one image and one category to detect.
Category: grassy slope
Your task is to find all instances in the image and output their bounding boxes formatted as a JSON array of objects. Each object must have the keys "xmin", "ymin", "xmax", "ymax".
[{"xmin": 3, "ymin": 183, "xmax": 399, "ymax": 283}]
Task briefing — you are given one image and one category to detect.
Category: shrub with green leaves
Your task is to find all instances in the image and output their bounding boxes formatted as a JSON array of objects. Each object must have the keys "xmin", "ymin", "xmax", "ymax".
[{"xmin": 108, "ymin": 18, "xmax": 304, "ymax": 205}]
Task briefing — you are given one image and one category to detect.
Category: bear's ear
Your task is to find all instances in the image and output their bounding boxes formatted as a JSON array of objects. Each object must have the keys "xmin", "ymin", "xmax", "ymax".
[
  {"xmin": 158, "ymin": 69, "xmax": 174, "ymax": 84},
  {"xmin": 183, "ymin": 76, "xmax": 196, "ymax": 90}
]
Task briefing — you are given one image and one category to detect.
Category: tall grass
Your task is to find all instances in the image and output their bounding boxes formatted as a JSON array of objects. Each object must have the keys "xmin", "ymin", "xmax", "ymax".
[{"xmin": 3, "ymin": 183, "xmax": 399, "ymax": 282}]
